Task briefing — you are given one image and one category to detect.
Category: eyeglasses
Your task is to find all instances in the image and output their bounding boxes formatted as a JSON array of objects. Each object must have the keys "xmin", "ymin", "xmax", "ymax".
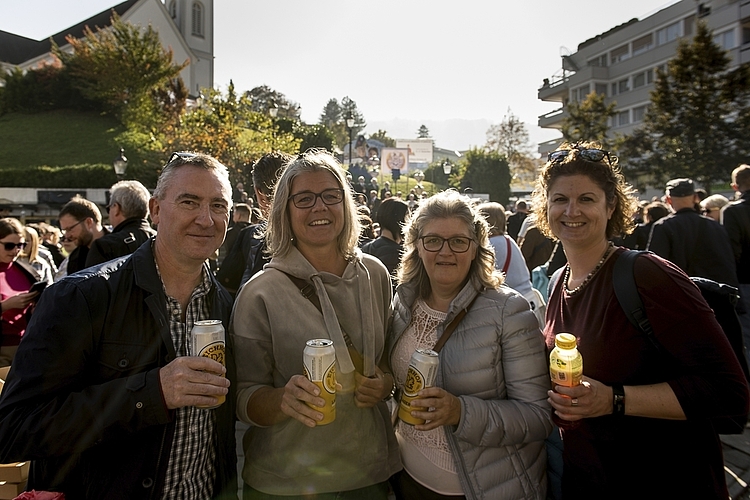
[
  {"xmin": 0, "ymin": 241, "xmax": 27, "ymax": 251},
  {"xmin": 288, "ymin": 188, "xmax": 345, "ymax": 209},
  {"xmin": 61, "ymin": 219, "xmax": 85, "ymax": 234},
  {"xmin": 548, "ymin": 147, "xmax": 612, "ymax": 165},
  {"xmin": 166, "ymin": 151, "xmax": 197, "ymax": 165},
  {"xmin": 419, "ymin": 235, "xmax": 474, "ymax": 253}
]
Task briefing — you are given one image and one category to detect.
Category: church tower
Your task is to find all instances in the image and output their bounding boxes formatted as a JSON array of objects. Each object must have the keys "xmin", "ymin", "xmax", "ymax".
[{"xmin": 165, "ymin": 0, "xmax": 213, "ymax": 96}]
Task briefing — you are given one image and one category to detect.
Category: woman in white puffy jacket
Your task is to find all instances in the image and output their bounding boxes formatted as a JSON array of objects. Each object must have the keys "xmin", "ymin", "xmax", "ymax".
[{"xmin": 388, "ymin": 190, "xmax": 553, "ymax": 500}]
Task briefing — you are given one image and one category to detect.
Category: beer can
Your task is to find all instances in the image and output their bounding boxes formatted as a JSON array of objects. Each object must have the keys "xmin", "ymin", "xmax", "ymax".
[
  {"xmin": 191, "ymin": 319, "xmax": 226, "ymax": 409},
  {"xmin": 398, "ymin": 348, "xmax": 439, "ymax": 425},
  {"xmin": 303, "ymin": 339, "xmax": 336, "ymax": 425}
]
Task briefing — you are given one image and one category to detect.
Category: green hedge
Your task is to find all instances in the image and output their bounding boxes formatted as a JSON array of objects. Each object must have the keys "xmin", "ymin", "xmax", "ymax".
[{"xmin": 1, "ymin": 164, "xmax": 119, "ymax": 188}]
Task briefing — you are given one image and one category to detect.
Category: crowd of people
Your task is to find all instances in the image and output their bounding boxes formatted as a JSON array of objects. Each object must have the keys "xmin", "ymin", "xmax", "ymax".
[{"xmin": 0, "ymin": 144, "xmax": 747, "ymax": 500}]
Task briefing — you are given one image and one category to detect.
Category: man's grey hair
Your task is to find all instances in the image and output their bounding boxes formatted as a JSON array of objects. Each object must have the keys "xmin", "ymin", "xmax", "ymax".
[
  {"xmin": 109, "ymin": 180, "xmax": 151, "ymax": 219},
  {"xmin": 154, "ymin": 152, "xmax": 232, "ymax": 206}
]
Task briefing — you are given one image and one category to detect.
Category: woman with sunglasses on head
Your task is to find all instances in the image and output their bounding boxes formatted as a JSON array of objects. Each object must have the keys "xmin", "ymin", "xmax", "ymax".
[
  {"xmin": 0, "ymin": 218, "xmax": 44, "ymax": 367},
  {"xmin": 536, "ymin": 142, "xmax": 750, "ymax": 499},
  {"xmin": 230, "ymin": 149, "xmax": 401, "ymax": 499},
  {"xmin": 388, "ymin": 190, "xmax": 552, "ymax": 499}
]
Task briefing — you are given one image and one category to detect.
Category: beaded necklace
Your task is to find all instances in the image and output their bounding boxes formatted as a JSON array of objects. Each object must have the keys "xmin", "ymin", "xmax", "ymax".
[{"xmin": 564, "ymin": 242, "xmax": 614, "ymax": 295}]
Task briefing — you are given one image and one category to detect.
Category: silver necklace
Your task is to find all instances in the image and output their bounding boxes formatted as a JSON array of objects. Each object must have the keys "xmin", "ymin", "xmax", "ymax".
[{"xmin": 564, "ymin": 242, "xmax": 614, "ymax": 295}]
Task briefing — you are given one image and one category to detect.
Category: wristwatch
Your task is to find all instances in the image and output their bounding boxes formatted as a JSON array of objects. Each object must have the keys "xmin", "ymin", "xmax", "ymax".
[{"xmin": 612, "ymin": 384, "xmax": 625, "ymax": 417}]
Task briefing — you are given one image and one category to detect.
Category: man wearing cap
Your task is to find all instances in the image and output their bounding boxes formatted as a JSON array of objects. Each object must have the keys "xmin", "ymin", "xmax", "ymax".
[{"xmin": 647, "ymin": 178, "xmax": 738, "ymax": 287}]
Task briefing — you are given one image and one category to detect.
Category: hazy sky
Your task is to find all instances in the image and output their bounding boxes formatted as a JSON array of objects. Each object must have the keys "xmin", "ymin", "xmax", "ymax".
[{"xmin": 1, "ymin": 0, "xmax": 681, "ymax": 151}]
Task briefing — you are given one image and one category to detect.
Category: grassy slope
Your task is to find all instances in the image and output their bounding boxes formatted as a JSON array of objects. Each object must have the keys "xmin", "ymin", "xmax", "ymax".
[{"xmin": 0, "ymin": 110, "xmax": 123, "ymax": 168}]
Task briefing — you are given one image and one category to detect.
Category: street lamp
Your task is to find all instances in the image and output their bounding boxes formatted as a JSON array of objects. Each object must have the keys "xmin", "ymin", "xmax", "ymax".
[
  {"xmin": 268, "ymin": 98, "xmax": 279, "ymax": 118},
  {"xmin": 442, "ymin": 159, "xmax": 453, "ymax": 175},
  {"xmin": 113, "ymin": 148, "xmax": 128, "ymax": 179},
  {"xmin": 346, "ymin": 111, "xmax": 355, "ymax": 167}
]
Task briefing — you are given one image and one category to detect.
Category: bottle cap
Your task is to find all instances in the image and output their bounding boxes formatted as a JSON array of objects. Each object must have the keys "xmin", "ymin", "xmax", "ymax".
[{"xmin": 555, "ymin": 333, "xmax": 577, "ymax": 350}]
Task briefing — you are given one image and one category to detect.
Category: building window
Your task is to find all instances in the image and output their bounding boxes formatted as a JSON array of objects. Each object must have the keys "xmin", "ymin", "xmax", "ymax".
[
  {"xmin": 632, "ymin": 34, "xmax": 653, "ymax": 56},
  {"xmin": 633, "ymin": 105, "xmax": 648, "ymax": 123},
  {"xmin": 610, "ymin": 44, "xmax": 630, "ymax": 65},
  {"xmin": 168, "ymin": 0, "xmax": 176, "ymax": 18},
  {"xmin": 192, "ymin": 2, "xmax": 204, "ymax": 37},
  {"xmin": 684, "ymin": 15, "xmax": 695, "ymax": 37},
  {"xmin": 713, "ymin": 29, "xmax": 735, "ymax": 50},
  {"xmin": 573, "ymin": 84, "xmax": 590, "ymax": 101},
  {"xmin": 618, "ymin": 110, "xmax": 630, "ymax": 127},
  {"xmin": 632, "ymin": 69, "xmax": 653, "ymax": 89},
  {"xmin": 595, "ymin": 83, "xmax": 608, "ymax": 96},
  {"xmin": 618, "ymin": 78, "xmax": 630, "ymax": 94},
  {"xmin": 657, "ymin": 21, "xmax": 681, "ymax": 45},
  {"xmin": 588, "ymin": 54, "xmax": 608, "ymax": 67}
]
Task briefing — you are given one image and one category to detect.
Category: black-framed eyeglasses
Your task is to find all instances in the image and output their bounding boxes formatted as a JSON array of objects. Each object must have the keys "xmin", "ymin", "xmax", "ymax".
[
  {"xmin": 166, "ymin": 151, "xmax": 197, "ymax": 165},
  {"xmin": 548, "ymin": 147, "xmax": 612, "ymax": 165},
  {"xmin": 419, "ymin": 235, "xmax": 474, "ymax": 253},
  {"xmin": 0, "ymin": 241, "xmax": 27, "ymax": 251},
  {"xmin": 288, "ymin": 188, "xmax": 345, "ymax": 209},
  {"xmin": 62, "ymin": 219, "xmax": 85, "ymax": 234}
]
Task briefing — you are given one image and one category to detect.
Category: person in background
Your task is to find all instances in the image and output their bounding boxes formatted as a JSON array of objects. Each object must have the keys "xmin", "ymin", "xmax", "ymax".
[
  {"xmin": 722, "ymin": 164, "xmax": 750, "ymax": 371},
  {"xmin": 219, "ymin": 203, "xmax": 251, "ymax": 267},
  {"xmin": 23, "ymin": 224, "xmax": 57, "ymax": 278},
  {"xmin": 506, "ymin": 199, "xmax": 528, "ymax": 241},
  {"xmin": 0, "ymin": 218, "xmax": 42, "ymax": 367},
  {"xmin": 362, "ymin": 197, "xmax": 410, "ymax": 279},
  {"xmin": 389, "ymin": 191, "xmax": 551, "ymax": 499},
  {"xmin": 0, "ymin": 152, "xmax": 238, "ymax": 499},
  {"xmin": 35, "ymin": 223, "xmax": 65, "ymax": 268},
  {"xmin": 231, "ymin": 149, "xmax": 400, "ymax": 499},
  {"xmin": 535, "ymin": 142, "xmax": 749, "ymax": 498},
  {"xmin": 86, "ymin": 180, "xmax": 155, "ymax": 267},
  {"xmin": 58, "ymin": 195, "xmax": 108, "ymax": 274},
  {"xmin": 701, "ymin": 194, "xmax": 729, "ymax": 223},
  {"xmin": 19, "ymin": 226, "xmax": 53, "ymax": 285},
  {"xmin": 478, "ymin": 202, "xmax": 545, "ymax": 325}
]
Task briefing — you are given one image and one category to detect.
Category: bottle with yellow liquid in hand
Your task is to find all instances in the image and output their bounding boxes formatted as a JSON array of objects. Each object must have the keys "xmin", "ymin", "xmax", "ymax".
[{"xmin": 550, "ymin": 333, "xmax": 582, "ymax": 390}]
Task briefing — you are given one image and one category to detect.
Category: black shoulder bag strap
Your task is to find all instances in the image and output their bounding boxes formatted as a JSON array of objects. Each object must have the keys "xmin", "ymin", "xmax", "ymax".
[
  {"xmin": 280, "ymin": 271, "xmax": 364, "ymax": 373},
  {"xmin": 612, "ymin": 250, "xmax": 663, "ymax": 353}
]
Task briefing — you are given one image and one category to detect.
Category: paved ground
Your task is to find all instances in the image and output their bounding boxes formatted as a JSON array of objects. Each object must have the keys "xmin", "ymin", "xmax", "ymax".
[{"xmin": 724, "ymin": 428, "xmax": 750, "ymax": 499}]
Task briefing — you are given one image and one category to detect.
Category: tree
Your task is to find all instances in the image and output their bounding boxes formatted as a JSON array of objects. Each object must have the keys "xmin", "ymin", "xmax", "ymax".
[
  {"xmin": 620, "ymin": 21, "xmax": 750, "ymax": 188},
  {"xmin": 485, "ymin": 108, "xmax": 538, "ymax": 186},
  {"xmin": 460, "ymin": 149, "xmax": 511, "ymax": 204},
  {"xmin": 295, "ymin": 123, "xmax": 336, "ymax": 152},
  {"xmin": 561, "ymin": 91, "xmax": 616, "ymax": 146},
  {"xmin": 417, "ymin": 124, "xmax": 431, "ymax": 138},
  {"xmin": 318, "ymin": 96, "xmax": 366, "ymax": 149},
  {"xmin": 369, "ymin": 129, "xmax": 396, "ymax": 147},
  {"xmin": 53, "ymin": 13, "xmax": 187, "ymax": 129},
  {"xmin": 167, "ymin": 84, "xmax": 300, "ymax": 185},
  {"xmin": 243, "ymin": 85, "xmax": 300, "ymax": 119}
]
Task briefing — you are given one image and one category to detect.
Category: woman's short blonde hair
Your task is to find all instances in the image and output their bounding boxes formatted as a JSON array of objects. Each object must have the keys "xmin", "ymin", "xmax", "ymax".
[
  {"xmin": 397, "ymin": 190, "xmax": 503, "ymax": 298},
  {"xmin": 265, "ymin": 149, "xmax": 361, "ymax": 260},
  {"xmin": 477, "ymin": 202, "xmax": 507, "ymax": 236},
  {"xmin": 531, "ymin": 142, "xmax": 639, "ymax": 240}
]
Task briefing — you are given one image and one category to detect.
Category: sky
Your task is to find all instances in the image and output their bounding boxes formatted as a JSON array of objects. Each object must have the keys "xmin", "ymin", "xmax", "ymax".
[{"xmin": 0, "ymin": 0, "xmax": 681, "ymax": 152}]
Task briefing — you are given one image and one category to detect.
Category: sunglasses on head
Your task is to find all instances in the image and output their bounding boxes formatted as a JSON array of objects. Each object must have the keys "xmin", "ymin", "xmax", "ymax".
[
  {"xmin": 165, "ymin": 151, "xmax": 197, "ymax": 166},
  {"xmin": 1, "ymin": 242, "xmax": 26, "ymax": 251},
  {"xmin": 548, "ymin": 147, "xmax": 612, "ymax": 165}
]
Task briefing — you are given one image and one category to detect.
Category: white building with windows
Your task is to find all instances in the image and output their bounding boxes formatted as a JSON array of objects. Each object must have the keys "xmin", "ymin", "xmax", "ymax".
[
  {"xmin": 0, "ymin": 0, "xmax": 213, "ymax": 98},
  {"xmin": 537, "ymin": 0, "xmax": 750, "ymax": 155}
]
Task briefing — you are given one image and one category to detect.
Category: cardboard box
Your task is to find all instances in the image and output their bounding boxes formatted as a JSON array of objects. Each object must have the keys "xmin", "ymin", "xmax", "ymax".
[
  {"xmin": 0, "ymin": 479, "xmax": 26, "ymax": 500},
  {"xmin": 0, "ymin": 462, "xmax": 28, "ymax": 483}
]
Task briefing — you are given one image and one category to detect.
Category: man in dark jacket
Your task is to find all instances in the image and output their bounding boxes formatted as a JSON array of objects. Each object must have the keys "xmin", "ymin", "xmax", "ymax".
[
  {"xmin": 86, "ymin": 180, "xmax": 156, "ymax": 267},
  {"xmin": 0, "ymin": 153, "xmax": 237, "ymax": 499},
  {"xmin": 59, "ymin": 195, "xmax": 108, "ymax": 274},
  {"xmin": 647, "ymin": 178, "xmax": 738, "ymax": 287},
  {"xmin": 722, "ymin": 164, "xmax": 750, "ymax": 367},
  {"xmin": 507, "ymin": 199, "xmax": 528, "ymax": 242}
]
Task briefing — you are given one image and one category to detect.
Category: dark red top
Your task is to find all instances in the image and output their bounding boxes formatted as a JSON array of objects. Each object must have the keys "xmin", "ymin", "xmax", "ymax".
[{"xmin": 545, "ymin": 247, "xmax": 749, "ymax": 499}]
